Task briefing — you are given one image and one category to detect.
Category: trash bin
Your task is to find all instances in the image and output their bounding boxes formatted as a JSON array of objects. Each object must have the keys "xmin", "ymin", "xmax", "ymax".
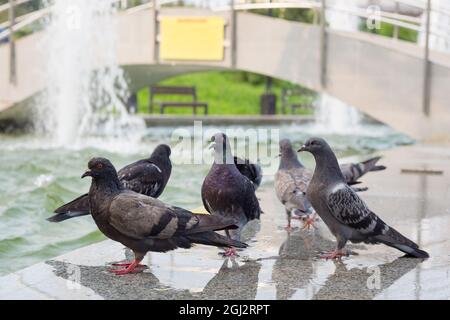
[
  {"xmin": 126, "ymin": 93, "xmax": 137, "ymax": 114},
  {"xmin": 260, "ymin": 93, "xmax": 276, "ymax": 115}
]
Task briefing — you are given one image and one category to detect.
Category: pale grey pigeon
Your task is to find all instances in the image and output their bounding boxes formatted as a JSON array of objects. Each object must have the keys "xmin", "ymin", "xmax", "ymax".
[
  {"xmin": 298, "ymin": 137, "xmax": 429, "ymax": 259},
  {"xmin": 275, "ymin": 139, "xmax": 385, "ymax": 230},
  {"xmin": 275, "ymin": 139, "xmax": 314, "ymax": 231}
]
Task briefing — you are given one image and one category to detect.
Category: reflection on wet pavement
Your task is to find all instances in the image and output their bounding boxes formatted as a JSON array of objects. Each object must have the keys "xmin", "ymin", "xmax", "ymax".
[
  {"xmin": 1, "ymin": 144, "xmax": 450, "ymax": 299},
  {"xmin": 47, "ymin": 260, "xmax": 194, "ymax": 300},
  {"xmin": 312, "ymin": 258, "xmax": 421, "ymax": 300}
]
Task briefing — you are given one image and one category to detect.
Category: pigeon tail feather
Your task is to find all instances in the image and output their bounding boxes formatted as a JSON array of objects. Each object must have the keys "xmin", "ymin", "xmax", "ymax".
[
  {"xmin": 53, "ymin": 193, "xmax": 90, "ymax": 214},
  {"xmin": 373, "ymin": 227, "xmax": 429, "ymax": 258},
  {"xmin": 47, "ymin": 210, "xmax": 90, "ymax": 222},
  {"xmin": 352, "ymin": 186, "xmax": 369, "ymax": 192},
  {"xmin": 186, "ymin": 213, "xmax": 239, "ymax": 234},
  {"xmin": 186, "ymin": 231, "xmax": 248, "ymax": 248},
  {"xmin": 362, "ymin": 156, "xmax": 386, "ymax": 173}
]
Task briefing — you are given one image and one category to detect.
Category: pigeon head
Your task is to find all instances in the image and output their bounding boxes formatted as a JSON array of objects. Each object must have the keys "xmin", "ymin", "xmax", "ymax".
[
  {"xmin": 209, "ymin": 133, "xmax": 233, "ymax": 164},
  {"xmin": 150, "ymin": 144, "xmax": 171, "ymax": 159},
  {"xmin": 82, "ymin": 157, "xmax": 118, "ymax": 180},
  {"xmin": 278, "ymin": 138, "xmax": 303, "ymax": 168},
  {"xmin": 297, "ymin": 137, "xmax": 330, "ymax": 156},
  {"xmin": 279, "ymin": 139, "xmax": 296, "ymax": 156}
]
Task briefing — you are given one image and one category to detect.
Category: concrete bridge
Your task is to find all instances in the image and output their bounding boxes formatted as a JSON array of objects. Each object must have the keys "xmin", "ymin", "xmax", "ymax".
[{"xmin": 1, "ymin": 3, "xmax": 450, "ymax": 141}]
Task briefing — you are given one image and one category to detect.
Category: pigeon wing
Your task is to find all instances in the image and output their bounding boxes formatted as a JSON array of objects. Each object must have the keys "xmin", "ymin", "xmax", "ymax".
[
  {"xmin": 118, "ymin": 161, "xmax": 164, "ymax": 197},
  {"xmin": 326, "ymin": 185, "xmax": 428, "ymax": 257},
  {"xmin": 339, "ymin": 156, "xmax": 385, "ymax": 185},
  {"xmin": 108, "ymin": 192, "xmax": 238, "ymax": 241},
  {"xmin": 275, "ymin": 168, "xmax": 312, "ymax": 213},
  {"xmin": 242, "ymin": 178, "xmax": 262, "ymax": 221},
  {"xmin": 108, "ymin": 192, "xmax": 190, "ymax": 240},
  {"xmin": 233, "ymin": 156, "xmax": 263, "ymax": 189},
  {"xmin": 326, "ymin": 185, "xmax": 388, "ymax": 237}
]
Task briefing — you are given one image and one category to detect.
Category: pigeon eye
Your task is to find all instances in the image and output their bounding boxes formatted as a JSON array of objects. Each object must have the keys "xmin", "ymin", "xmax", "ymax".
[{"xmin": 96, "ymin": 163, "xmax": 103, "ymax": 169}]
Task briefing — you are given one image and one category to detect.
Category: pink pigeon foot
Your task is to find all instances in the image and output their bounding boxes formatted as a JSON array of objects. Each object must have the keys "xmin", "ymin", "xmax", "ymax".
[
  {"xmin": 109, "ymin": 259, "xmax": 145, "ymax": 275},
  {"xmin": 111, "ymin": 260, "xmax": 146, "ymax": 267},
  {"xmin": 220, "ymin": 247, "xmax": 238, "ymax": 257},
  {"xmin": 318, "ymin": 249, "xmax": 348, "ymax": 260},
  {"xmin": 301, "ymin": 214, "xmax": 317, "ymax": 230}
]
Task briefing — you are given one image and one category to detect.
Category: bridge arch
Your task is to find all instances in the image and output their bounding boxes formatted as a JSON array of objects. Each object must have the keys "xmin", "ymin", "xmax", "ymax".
[{"xmin": 1, "ymin": 6, "xmax": 450, "ymax": 141}]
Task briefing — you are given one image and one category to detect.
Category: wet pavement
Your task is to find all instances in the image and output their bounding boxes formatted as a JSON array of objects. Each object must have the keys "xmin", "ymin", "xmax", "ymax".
[{"xmin": 0, "ymin": 143, "xmax": 449, "ymax": 300}]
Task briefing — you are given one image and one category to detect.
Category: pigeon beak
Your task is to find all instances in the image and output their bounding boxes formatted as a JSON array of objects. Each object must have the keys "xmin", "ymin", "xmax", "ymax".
[
  {"xmin": 81, "ymin": 170, "xmax": 92, "ymax": 179},
  {"xmin": 297, "ymin": 145, "xmax": 307, "ymax": 152}
]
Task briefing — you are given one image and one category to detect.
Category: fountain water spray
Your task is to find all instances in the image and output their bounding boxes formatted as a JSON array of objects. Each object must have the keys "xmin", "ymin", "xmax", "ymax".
[
  {"xmin": 36, "ymin": 0, "xmax": 145, "ymax": 150},
  {"xmin": 315, "ymin": 95, "xmax": 362, "ymax": 134},
  {"xmin": 314, "ymin": 0, "xmax": 363, "ymax": 134}
]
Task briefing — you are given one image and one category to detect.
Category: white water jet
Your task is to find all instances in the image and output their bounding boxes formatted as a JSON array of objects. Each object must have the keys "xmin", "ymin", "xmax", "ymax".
[
  {"xmin": 312, "ymin": 0, "xmax": 364, "ymax": 134},
  {"xmin": 36, "ymin": 0, "xmax": 145, "ymax": 149},
  {"xmin": 315, "ymin": 95, "xmax": 362, "ymax": 134}
]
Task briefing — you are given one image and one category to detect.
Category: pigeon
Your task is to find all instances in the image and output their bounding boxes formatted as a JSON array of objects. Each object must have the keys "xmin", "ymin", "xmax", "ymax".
[
  {"xmin": 340, "ymin": 156, "xmax": 386, "ymax": 186},
  {"xmin": 233, "ymin": 156, "xmax": 263, "ymax": 190},
  {"xmin": 298, "ymin": 137, "xmax": 429, "ymax": 259},
  {"xmin": 201, "ymin": 133, "xmax": 262, "ymax": 256},
  {"xmin": 82, "ymin": 157, "xmax": 247, "ymax": 275},
  {"xmin": 48, "ymin": 144, "xmax": 172, "ymax": 222},
  {"xmin": 275, "ymin": 139, "xmax": 385, "ymax": 230},
  {"xmin": 275, "ymin": 139, "xmax": 314, "ymax": 231}
]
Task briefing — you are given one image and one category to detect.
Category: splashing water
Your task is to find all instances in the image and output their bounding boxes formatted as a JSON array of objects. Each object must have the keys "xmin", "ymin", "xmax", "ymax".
[
  {"xmin": 35, "ymin": 0, "xmax": 145, "ymax": 149},
  {"xmin": 314, "ymin": 94, "xmax": 362, "ymax": 135}
]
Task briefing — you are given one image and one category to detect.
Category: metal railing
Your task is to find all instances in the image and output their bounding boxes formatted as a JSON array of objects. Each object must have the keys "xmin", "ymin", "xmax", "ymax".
[
  {"xmin": 0, "ymin": 0, "xmax": 445, "ymax": 114},
  {"xmin": 2, "ymin": 0, "xmax": 448, "ymax": 43}
]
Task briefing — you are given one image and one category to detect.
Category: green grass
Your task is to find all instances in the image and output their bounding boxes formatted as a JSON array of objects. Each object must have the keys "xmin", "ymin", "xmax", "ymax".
[
  {"xmin": 136, "ymin": 71, "xmax": 315, "ymax": 115},
  {"xmin": 360, "ymin": 20, "xmax": 418, "ymax": 43}
]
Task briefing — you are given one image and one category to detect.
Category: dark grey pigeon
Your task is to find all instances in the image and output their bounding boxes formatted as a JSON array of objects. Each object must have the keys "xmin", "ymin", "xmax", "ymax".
[
  {"xmin": 233, "ymin": 156, "xmax": 263, "ymax": 190},
  {"xmin": 48, "ymin": 144, "xmax": 172, "ymax": 222},
  {"xmin": 201, "ymin": 133, "xmax": 262, "ymax": 256},
  {"xmin": 275, "ymin": 139, "xmax": 384, "ymax": 230},
  {"xmin": 298, "ymin": 137, "xmax": 429, "ymax": 259},
  {"xmin": 82, "ymin": 157, "xmax": 247, "ymax": 275}
]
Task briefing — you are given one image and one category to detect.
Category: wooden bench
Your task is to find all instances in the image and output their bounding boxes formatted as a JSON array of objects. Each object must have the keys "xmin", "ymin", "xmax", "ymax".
[
  {"xmin": 281, "ymin": 87, "xmax": 316, "ymax": 114},
  {"xmin": 149, "ymin": 86, "xmax": 208, "ymax": 115}
]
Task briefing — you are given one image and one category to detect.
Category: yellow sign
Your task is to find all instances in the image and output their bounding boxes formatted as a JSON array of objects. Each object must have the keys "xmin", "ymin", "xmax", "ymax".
[{"xmin": 160, "ymin": 16, "xmax": 225, "ymax": 61}]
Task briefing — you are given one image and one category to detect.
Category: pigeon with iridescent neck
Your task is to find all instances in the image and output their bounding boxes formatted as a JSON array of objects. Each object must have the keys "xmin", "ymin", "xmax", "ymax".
[{"xmin": 201, "ymin": 133, "xmax": 262, "ymax": 257}]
